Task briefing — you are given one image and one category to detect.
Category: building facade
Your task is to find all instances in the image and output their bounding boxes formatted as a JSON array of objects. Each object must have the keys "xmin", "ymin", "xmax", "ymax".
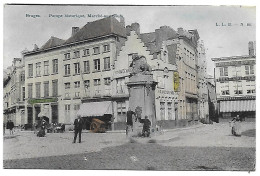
[
  {"xmin": 197, "ymin": 41, "xmax": 209, "ymax": 122},
  {"xmin": 23, "ymin": 16, "xmax": 126, "ymax": 126},
  {"xmin": 113, "ymin": 26, "xmax": 178, "ymax": 129},
  {"xmin": 211, "ymin": 42, "xmax": 256, "ymax": 119},
  {"xmin": 6, "ymin": 16, "xmax": 206, "ymax": 130},
  {"xmin": 3, "ymin": 58, "xmax": 25, "ymax": 126}
]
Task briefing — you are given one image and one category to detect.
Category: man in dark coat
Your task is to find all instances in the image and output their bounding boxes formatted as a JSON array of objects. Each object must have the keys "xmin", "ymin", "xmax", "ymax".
[
  {"xmin": 9, "ymin": 120, "xmax": 14, "ymax": 135},
  {"xmin": 140, "ymin": 116, "xmax": 151, "ymax": 137},
  {"xmin": 73, "ymin": 114, "xmax": 84, "ymax": 143},
  {"xmin": 126, "ymin": 108, "xmax": 135, "ymax": 135}
]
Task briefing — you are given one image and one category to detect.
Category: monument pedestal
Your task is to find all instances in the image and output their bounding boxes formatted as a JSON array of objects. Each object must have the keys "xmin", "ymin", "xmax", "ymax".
[{"xmin": 127, "ymin": 74, "xmax": 157, "ymax": 137}]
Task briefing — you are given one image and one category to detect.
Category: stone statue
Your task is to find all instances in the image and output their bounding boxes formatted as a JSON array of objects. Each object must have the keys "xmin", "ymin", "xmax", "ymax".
[{"xmin": 129, "ymin": 55, "xmax": 152, "ymax": 76}]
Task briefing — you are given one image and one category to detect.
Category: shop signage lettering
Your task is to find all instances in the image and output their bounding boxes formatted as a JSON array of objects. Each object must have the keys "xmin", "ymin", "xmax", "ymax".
[
  {"xmin": 158, "ymin": 89, "xmax": 175, "ymax": 95},
  {"xmin": 216, "ymin": 76, "xmax": 255, "ymax": 82},
  {"xmin": 216, "ymin": 60, "xmax": 255, "ymax": 67},
  {"xmin": 28, "ymin": 98, "xmax": 58, "ymax": 105}
]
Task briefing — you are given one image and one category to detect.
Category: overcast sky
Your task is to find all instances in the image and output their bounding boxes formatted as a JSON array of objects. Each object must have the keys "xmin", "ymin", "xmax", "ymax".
[{"xmin": 3, "ymin": 5, "xmax": 256, "ymax": 76}]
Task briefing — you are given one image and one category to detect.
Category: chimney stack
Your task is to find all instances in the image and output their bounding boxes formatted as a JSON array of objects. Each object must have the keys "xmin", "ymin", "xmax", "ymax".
[
  {"xmin": 72, "ymin": 27, "xmax": 80, "ymax": 36},
  {"xmin": 248, "ymin": 41, "xmax": 256, "ymax": 56}
]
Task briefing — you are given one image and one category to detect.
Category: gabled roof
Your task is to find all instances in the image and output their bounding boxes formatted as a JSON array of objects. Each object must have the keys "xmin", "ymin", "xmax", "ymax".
[
  {"xmin": 140, "ymin": 26, "xmax": 178, "ymax": 54},
  {"xmin": 64, "ymin": 16, "xmax": 126, "ymax": 44},
  {"xmin": 40, "ymin": 36, "xmax": 65, "ymax": 50}
]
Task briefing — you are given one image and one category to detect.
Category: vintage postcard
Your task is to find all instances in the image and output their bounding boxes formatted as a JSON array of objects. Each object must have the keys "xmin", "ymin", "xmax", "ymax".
[{"xmin": 2, "ymin": 4, "xmax": 256, "ymax": 172}]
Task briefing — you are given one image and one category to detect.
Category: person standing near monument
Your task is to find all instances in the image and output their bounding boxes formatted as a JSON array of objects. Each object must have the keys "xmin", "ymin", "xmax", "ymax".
[
  {"xmin": 126, "ymin": 108, "xmax": 135, "ymax": 135},
  {"xmin": 9, "ymin": 120, "xmax": 14, "ymax": 135},
  {"xmin": 73, "ymin": 114, "xmax": 84, "ymax": 143}
]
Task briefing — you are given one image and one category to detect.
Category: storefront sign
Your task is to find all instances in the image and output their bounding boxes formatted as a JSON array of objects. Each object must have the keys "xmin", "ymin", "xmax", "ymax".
[
  {"xmin": 158, "ymin": 89, "xmax": 175, "ymax": 95},
  {"xmin": 114, "ymin": 68, "xmax": 130, "ymax": 75},
  {"xmin": 216, "ymin": 60, "xmax": 255, "ymax": 67},
  {"xmin": 216, "ymin": 76, "xmax": 255, "ymax": 82},
  {"xmin": 28, "ymin": 98, "xmax": 58, "ymax": 105}
]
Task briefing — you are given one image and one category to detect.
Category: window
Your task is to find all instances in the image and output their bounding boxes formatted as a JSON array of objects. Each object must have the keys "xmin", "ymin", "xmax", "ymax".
[
  {"xmin": 246, "ymin": 81, "xmax": 256, "ymax": 94},
  {"xmin": 94, "ymin": 79, "xmax": 101, "ymax": 86},
  {"xmin": 83, "ymin": 49, "xmax": 90, "ymax": 56},
  {"xmin": 52, "ymin": 59, "xmax": 58, "ymax": 74},
  {"xmin": 74, "ymin": 51, "xmax": 80, "ymax": 58},
  {"xmin": 103, "ymin": 44, "xmax": 110, "ymax": 52},
  {"xmin": 167, "ymin": 102, "xmax": 172, "ymax": 120},
  {"xmin": 35, "ymin": 82, "xmax": 41, "ymax": 98},
  {"xmin": 20, "ymin": 73, "xmax": 25, "ymax": 82},
  {"xmin": 104, "ymin": 57, "xmax": 110, "ymax": 70},
  {"xmin": 221, "ymin": 90, "xmax": 230, "ymax": 95},
  {"xmin": 94, "ymin": 59, "xmax": 100, "ymax": 71},
  {"xmin": 160, "ymin": 102, "xmax": 165, "ymax": 120},
  {"xmin": 104, "ymin": 77, "xmax": 111, "ymax": 85},
  {"xmin": 64, "ymin": 53, "xmax": 70, "ymax": 60},
  {"xmin": 52, "ymin": 80, "xmax": 58, "ymax": 96},
  {"xmin": 28, "ymin": 84, "xmax": 33, "ymax": 98},
  {"xmin": 75, "ymin": 92, "xmax": 80, "ymax": 97},
  {"xmin": 93, "ymin": 47, "xmax": 100, "ymax": 54},
  {"xmin": 157, "ymin": 76, "xmax": 165, "ymax": 89},
  {"xmin": 84, "ymin": 80, "xmax": 90, "ymax": 88},
  {"xmin": 28, "ymin": 64, "xmax": 33, "ymax": 77},
  {"xmin": 117, "ymin": 101, "xmax": 126, "ymax": 115},
  {"xmin": 44, "ymin": 61, "xmax": 49, "ymax": 75},
  {"xmin": 65, "ymin": 93, "xmax": 70, "ymax": 99},
  {"xmin": 65, "ymin": 82, "xmax": 70, "ymax": 89},
  {"xmin": 44, "ymin": 81, "xmax": 49, "ymax": 97},
  {"xmin": 74, "ymin": 63, "xmax": 80, "ymax": 74},
  {"xmin": 64, "ymin": 64, "xmax": 71, "ymax": 75},
  {"xmin": 245, "ymin": 65, "xmax": 254, "ymax": 75},
  {"xmin": 74, "ymin": 81, "xmax": 80, "ymax": 88},
  {"xmin": 65, "ymin": 104, "xmax": 70, "ymax": 113},
  {"xmin": 234, "ymin": 90, "xmax": 243, "ymax": 95},
  {"xmin": 83, "ymin": 61, "xmax": 90, "ymax": 73},
  {"xmin": 74, "ymin": 104, "xmax": 80, "ymax": 111},
  {"xmin": 116, "ymin": 78, "xmax": 125, "ymax": 94},
  {"xmin": 220, "ymin": 67, "xmax": 228, "ymax": 76},
  {"xmin": 22, "ymin": 87, "xmax": 25, "ymax": 101},
  {"xmin": 220, "ymin": 82, "xmax": 230, "ymax": 95}
]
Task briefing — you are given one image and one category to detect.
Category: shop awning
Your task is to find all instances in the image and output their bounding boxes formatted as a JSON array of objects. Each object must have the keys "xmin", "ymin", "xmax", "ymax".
[
  {"xmin": 77, "ymin": 101, "xmax": 112, "ymax": 117},
  {"xmin": 220, "ymin": 100, "xmax": 255, "ymax": 112}
]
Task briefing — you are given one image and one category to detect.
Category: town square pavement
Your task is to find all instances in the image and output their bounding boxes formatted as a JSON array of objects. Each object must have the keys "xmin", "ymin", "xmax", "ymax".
[{"xmin": 3, "ymin": 121, "xmax": 256, "ymax": 170}]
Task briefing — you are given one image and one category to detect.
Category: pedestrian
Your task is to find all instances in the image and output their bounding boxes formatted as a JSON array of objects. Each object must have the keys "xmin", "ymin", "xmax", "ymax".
[
  {"xmin": 9, "ymin": 120, "xmax": 14, "ymax": 135},
  {"xmin": 140, "ymin": 116, "xmax": 151, "ymax": 137},
  {"xmin": 230, "ymin": 115, "xmax": 241, "ymax": 137},
  {"xmin": 3, "ymin": 122, "xmax": 5, "ymax": 135},
  {"xmin": 126, "ymin": 107, "xmax": 135, "ymax": 135},
  {"xmin": 73, "ymin": 114, "xmax": 84, "ymax": 143}
]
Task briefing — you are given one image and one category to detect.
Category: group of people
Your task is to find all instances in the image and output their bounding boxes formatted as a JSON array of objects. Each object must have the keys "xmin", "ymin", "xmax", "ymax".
[{"xmin": 126, "ymin": 108, "xmax": 151, "ymax": 137}]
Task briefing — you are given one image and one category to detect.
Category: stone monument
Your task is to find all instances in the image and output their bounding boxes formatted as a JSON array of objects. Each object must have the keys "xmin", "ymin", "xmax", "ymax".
[{"xmin": 127, "ymin": 55, "xmax": 157, "ymax": 137}]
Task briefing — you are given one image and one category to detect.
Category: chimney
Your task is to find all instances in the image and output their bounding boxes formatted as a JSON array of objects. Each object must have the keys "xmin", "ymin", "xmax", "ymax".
[
  {"xmin": 126, "ymin": 25, "xmax": 131, "ymax": 36},
  {"xmin": 248, "ymin": 41, "xmax": 256, "ymax": 56},
  {"xmin": 120, "ymin": 15, "xmax": 125, "ymax": 27},
  {"xmin": 177, "ymin": 27, "xmax": 184, "ymax": 35},
  {"xmin": 72, "ymin": 27, "xmax": 80, "ymax": 36},
  {"xmin": 33, "ymin": 44, "xmax": 39, "ymax": 51}
]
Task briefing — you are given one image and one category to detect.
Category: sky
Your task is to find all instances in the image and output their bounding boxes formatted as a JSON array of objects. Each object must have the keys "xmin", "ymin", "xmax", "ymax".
[{"xmin": 3, "ymin": 5, "xmax": 256, "ymax": 76}]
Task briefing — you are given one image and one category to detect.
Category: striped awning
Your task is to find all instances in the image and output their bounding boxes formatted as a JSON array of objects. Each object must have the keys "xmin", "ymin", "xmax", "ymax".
[{"xmin": 220, "ymin": 100, "xmax": 255, "ymax": 112}]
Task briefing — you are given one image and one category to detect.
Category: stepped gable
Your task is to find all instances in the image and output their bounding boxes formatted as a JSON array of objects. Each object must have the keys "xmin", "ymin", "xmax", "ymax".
[
  {"xmin": 40, "ymin": 36, "xmax": 65, "ymax": 50},
  {"xmin": 65, "ymin": 16, "xmax": 126, "ymax": 44}
]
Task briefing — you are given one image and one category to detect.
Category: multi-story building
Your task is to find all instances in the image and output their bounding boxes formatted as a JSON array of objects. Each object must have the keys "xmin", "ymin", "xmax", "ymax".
[
  {"xmin": 211, "ymin": 41, "xmax": 256, "ymax": 119},
  {"xmin": 3, "ymin": 58, "xmax": 25, "ymax": 126},
  {"xmin": 23, "ymin": 16, "xmax": 126, "ymax": 126},
  {"xmin": 168, "ymin": 28, "xmax": 200, "ymax": 125},
  {"xmin": 11, "ymin": 16, "xmax": 204, "ymax": 130},
  {"xmin": 197, "ymin": 41, "xmax": 209, "ymax": 122},
  {"xmin": 113, "ymin": 24, "xmax": 178, "ymax": 129}
]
